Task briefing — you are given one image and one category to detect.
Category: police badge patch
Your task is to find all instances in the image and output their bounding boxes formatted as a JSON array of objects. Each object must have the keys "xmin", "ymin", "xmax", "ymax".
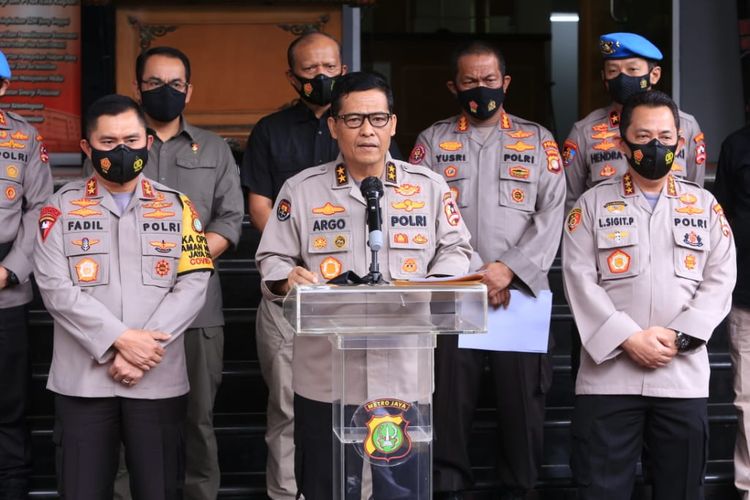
[
  {"xmin": 277, "ymin": 199, "xmax": 291, "ymax": 221},
  {"xmin": 351, "ymin": 398, "xmax": 418, "ymax": 466}
]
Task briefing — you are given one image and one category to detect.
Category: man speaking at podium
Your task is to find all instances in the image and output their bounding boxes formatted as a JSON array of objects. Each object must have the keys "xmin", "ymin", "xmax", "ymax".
[{"xmin": 256, "ymin": 71, "xmax": 472, "ymax": 499}]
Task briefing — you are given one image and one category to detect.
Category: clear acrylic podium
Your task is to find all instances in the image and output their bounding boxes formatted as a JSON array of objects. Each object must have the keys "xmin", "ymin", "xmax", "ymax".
[{"xmin": 284, "ymin": 283, "xmax": 487, "ymax": 499}]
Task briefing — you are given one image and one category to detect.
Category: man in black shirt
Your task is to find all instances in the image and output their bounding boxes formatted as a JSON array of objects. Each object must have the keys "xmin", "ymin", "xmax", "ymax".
[
  {"xmin": 241, "ymin": 31, "xmax": 346, "ymax": 499},
  {"xmin": 714, "ymin": 125, "xmax": 750, "ymax": 500}
]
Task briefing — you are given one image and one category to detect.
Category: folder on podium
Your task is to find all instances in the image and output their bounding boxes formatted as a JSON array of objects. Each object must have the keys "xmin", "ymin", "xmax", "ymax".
[{"xmin": 284, "ymin": 283, "xmax": 487, "ymax": 499}]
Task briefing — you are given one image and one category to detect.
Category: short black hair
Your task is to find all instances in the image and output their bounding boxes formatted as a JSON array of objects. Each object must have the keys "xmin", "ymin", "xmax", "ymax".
[
  {"xmin": 135, "ymin": 46, "xmax": 191, "ymax": 85},
  {"xmin": 287, "ymin": 31, "xmax": 341, "ymax": 70},
  {"xmin": 330, "ymin": 72, "xmax": 394, "ymax": 117},
  {"xmin": 619, "ymin": 90, "xmax": 680, "ymax": 139},
  {"xmin": 84, "ymin": 94, "xmax": 147, "ymax": 140},
  {"xmin": 451, "ymin": 40, "xmax": 507, "ymax": 79}
]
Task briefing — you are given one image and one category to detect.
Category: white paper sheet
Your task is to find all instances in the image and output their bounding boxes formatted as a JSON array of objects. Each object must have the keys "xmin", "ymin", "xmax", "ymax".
[{"xmin": 458, "ymin": 290, "xmax": 552, "ymax": 353}]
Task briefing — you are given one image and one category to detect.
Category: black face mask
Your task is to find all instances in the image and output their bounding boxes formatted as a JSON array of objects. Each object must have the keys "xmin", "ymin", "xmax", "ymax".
[
  {"xmin": 607, "ymin": 72, "xmax": 651, "ymax": 105},
  {"xmin": 141, "ymin": 84, "xmax": 187, "ymax": 122},
  {"xmin": 456, "ymin": 86, "xmax": 504, "ymax": 120},
  {"xmin": 294, "ymin": 73, "xmax": 339, "ymax": 106},
  {"xmin": 90, "ymin": 144, "xmax": 149, "ymax": 185},
  {"xmin": 625, "ymin": 138, "xmax": 677, "ymax": 180}
]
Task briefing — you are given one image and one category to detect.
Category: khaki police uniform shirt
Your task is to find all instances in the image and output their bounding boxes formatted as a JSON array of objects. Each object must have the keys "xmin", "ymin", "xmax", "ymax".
[
  {"xmin": 563, "ymin": 105, "xmax": 706, "ymax": 211},
  {"xmin": 412, "ymin": 112, "xmax": 566, "ymax": 295},
  {"xmin": 255, "ymin": 155, "xmax": 473, "ymax": 402},
  {"xmin": 562, "ymin": 173, "xmax": 736, "ymax": 398},
  {"xmin": 33, "ymin": 175, "xmax": 214, "ymax": 399},
  {"xmin": 0, "ymin": 110, "xmax": 53, "ymax": 307},
  {"xmin": 84, "ymin": 119, "xmax": 244, "ymax": 328}
]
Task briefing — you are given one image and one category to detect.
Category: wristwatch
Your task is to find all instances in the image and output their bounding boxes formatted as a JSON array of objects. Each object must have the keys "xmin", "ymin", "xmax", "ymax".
[{"xmin": 674, "ymin": 331, "xmax": 692, "ymax": 352}]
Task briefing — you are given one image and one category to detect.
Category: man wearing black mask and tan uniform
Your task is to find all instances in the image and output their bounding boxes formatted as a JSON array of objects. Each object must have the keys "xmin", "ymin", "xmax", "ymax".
[
  {"xmin": 412, "ymin": 40, "xmax": 565, "ymax": 500},
  {"xmin": 34, "ymin": 94, "xmax": 213, "ymax": 499},
  {"xmin": 85, "ymin": 47, "xmax": 244, "ymax": 500},
  {"xmin": 563, "ymin": 90, "xmax": 735, "ymax": 500}
]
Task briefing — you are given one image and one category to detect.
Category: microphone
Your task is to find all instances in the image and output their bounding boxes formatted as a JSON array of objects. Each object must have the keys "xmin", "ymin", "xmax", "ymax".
[{"xmin": 360, "ymin": 176, "xmax": 384, "ymax": 251}]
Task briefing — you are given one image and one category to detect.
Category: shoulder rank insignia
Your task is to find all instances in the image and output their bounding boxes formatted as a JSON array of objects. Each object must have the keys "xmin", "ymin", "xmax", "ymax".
[
  {"xmin": 85, "ymin": 178, "xmax": 98, "ymax": 197},
  {"xmin": 386, "ymin": 162, "xmax": 397, "ymax": 183},
  {"xmin": 455, "ymin": 116, "xmax": 469, "ymax": 132},
  {"xmin": 500, "ymin": 112, "xmax": 511, "ymax": 130},
  {"xmin": 609, "ymin": 110, "xmax": 620, "ymax": 128},
  {"xmin": 622, "ymin": 173, "xmax": 635, "ymax": 195},
  {"xmin": 335, "ymin": 164, "xmax": 348, "ymax": 186}
]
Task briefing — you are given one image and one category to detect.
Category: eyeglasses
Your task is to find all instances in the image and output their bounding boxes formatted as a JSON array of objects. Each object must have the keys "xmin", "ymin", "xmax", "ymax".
[
  {"xmin": 335, "ymin": 113, "xmax": 392, "ymax": 129},
  {"xmin": 140, "ymin": 78, "xmax": 189, "ymax": 93}
]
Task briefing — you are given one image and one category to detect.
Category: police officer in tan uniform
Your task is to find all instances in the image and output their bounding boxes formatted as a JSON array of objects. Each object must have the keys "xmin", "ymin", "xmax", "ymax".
[
  {"xmin": 0, "ymin": 49, "xmax": 53, "ymax": 499},
  {"xmin": 412, "ymin": 41, "xmax": 565, "ymax": 499},
  {"xmin": 256, "ymin": 72, "xmax": 472, "ymax": 500},
  {"xmin": 34, "ymin": 95, "xmax": 213, "ymax": 499},
  {"xmin": 563, "ymin": 32, "xmax": 706, "ymax": 212},
  {"xmin": 562, "ymin": 91, "xmax": 735, "ymax": 500},
  {"xmin": 83, "ymin": 47, "xmax": 244, "ymax": 500}
]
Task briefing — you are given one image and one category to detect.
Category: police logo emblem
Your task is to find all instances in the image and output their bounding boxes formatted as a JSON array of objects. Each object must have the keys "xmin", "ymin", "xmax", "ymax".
[
  {"xmin": 567, "ymin": 208, "xmax": 582, "ymax": 233},
  {"xmin": 277, "ymin": 199, "xmax": 291, "ymax": 222},
  {"xmin": 600, "ymin": 164, "xmax": 616, "ymax": 177},
  {"xmin": 39, "ymin": 206, "xmax": 61, "ymax": 242},
  {"xmin": 511, "ymin": 188, "xmax": 525, "ymax": 203},
  {"xmin": 75, "ymin": 257, "xmax": 99, "ymax": 282},
  {"xmin": 359, "ymin": 399, "xmax": 413, "ymax": 464},
  {"xmin": 683, "ymin": 231, "xmax": 704, "ymax": 247},
  {"xmin": 401, "ymin": 258, "xmax": 418, "ymax": 273},
  {"xmin": 313, "ymin": 236, "xmax": 327, "ymax": 249},
  {"xmin": 155, "ymin": 259, "xmax": 171, "ymax": 277},
  {"xmin": 320, "ymin": 256, "xmax": 342, "ymax": 280},
  {"xmin": 72, "ymin": 237, "xmax": 100, "ymax": 252},
  {"xmin": 409, "ymin": 144, "xmax": 426, "ymax": 165},
  {"xmin": 684, "ymin": 254, "xmax": 697, "ymax": 270},
  {"xmin": 444, "ymin": 165, "xmax": 458, "ymax": 178},
  {"xmin": 100, "ymin": 157, "xmax": 111, "ymax": 172},
  {"xmin": 395, "ymin": 184, "xmax": 421, "ymax": 196},
  {"xmin": 607, "ymin": 249, "xmax": 631, "ymax": 274},
  {"xmin": 150, "ymin": 240, "xmax": 177, "ymax": 253}
]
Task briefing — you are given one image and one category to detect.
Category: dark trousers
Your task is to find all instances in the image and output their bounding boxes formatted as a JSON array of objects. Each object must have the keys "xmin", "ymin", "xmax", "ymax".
[
  {"xmin": 294, "ymin": 394, "xmax": 427, "ymax": 500},
  {"xmin": 0, "ymin": 305, "xmax": 31, "ymax": 486},
  {"xmin": 433, "ymin": 335, "xmax": 551, "ymax": 493},
  {"xmin": 54, "ymin": 394, "xmax": 187, "ymax": 500},
  {"xmin": 571, "ymin": 395, "xmax": 708, "ymax": 500}
]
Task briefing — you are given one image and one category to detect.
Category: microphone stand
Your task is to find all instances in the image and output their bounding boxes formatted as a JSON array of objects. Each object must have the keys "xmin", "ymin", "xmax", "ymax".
[{"xmin": 365, "ymin": 245, "xmax": 384, "ymax": 285}]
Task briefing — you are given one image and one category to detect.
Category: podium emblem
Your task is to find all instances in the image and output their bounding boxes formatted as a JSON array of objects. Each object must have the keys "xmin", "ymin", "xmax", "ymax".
[{"xmin": 361, "ymin": 398, "xmax": 412, "ymax": 464}]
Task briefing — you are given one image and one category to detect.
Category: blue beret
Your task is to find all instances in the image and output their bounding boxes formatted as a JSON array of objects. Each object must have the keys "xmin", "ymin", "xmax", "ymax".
[
  {"xmin": 599, "ymin": 32, "xmax": 663, "ymax": 61},
  {"xmin": 0, "ymin": 51, "xmax": 11, "ymax": 80}
]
